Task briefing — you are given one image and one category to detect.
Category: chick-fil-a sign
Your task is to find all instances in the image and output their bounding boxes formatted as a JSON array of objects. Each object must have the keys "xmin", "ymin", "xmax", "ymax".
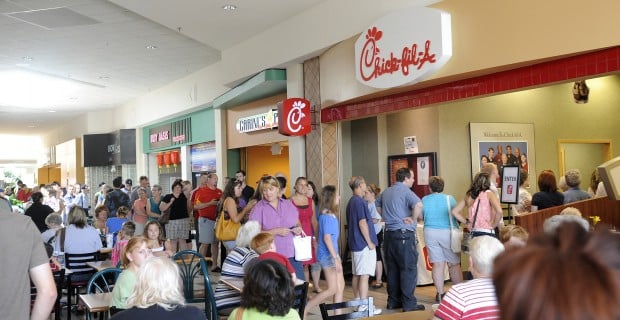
[
  {"xmin": 278, "ymin": 98, "xmax": 311, "ymax": 136},
  {"xmin": 355, "ymin": 7, "xmax": 452, "ymax": 89}
]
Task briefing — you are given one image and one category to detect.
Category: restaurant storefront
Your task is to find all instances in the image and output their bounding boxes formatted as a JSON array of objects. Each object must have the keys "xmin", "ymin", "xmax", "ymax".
[
  {"xmin": 142, "ymin": 108, "xmax": 215, "ymax": 191},
  {"xmin": 315, "ymin": 1, "xmax": 620, "ymax": 199}
]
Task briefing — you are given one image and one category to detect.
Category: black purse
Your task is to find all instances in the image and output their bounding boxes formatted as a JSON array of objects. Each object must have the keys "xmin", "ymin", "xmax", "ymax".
[{"xmin": 461, "ymin": 197, "xmax": 480, "ymax": 253}]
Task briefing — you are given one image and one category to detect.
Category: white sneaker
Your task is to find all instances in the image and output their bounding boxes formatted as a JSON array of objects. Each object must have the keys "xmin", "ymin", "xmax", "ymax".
[{"xmin": 357, "ymin": 304, "xmax": 382, "ymax": 315}]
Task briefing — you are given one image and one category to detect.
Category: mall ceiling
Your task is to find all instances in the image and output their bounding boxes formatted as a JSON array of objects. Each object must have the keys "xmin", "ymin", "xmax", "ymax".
[{"xmin": 0, "ymin": 0, "xmax": 327, "ymax": 135}]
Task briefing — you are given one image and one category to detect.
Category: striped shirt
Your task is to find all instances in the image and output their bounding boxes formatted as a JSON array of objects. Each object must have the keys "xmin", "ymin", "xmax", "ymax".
[
  {"xmin": 214, "ymin": 246, "xmax": 258, "ymax": 309},
  {"xmin": 435, "ymin": 278, "xmax": 499, "ymax": 320}
]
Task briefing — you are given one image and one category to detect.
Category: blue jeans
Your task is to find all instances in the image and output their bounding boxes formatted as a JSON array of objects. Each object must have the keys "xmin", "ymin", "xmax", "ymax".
[
  {"xmin": 384, "ymin": 229, "xmax": 419, "ymax": 310},
  {"xmin": 288, "ymin": 257, "xmax": 305, "ymax": 281}
]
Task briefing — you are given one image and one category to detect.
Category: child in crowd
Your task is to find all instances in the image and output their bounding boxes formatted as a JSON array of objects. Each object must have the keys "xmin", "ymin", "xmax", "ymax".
[
  {"xmin": 93, "ymin": 205, "xmax": 109, "ymax": 235},
  {"xmin": 107, "ymin": 206, "xmax": 130, "ymax": 245},
  {"xmin": 251, "ymin": 232, "xmax": 303, "ymax": 285},
  {"xmin": 111, "ymin": 221, "xmax": 136, "ymax": 266},
  {"xmin": 499, "ymin": 224, "xmax": 529, "ymax": 248},
  {"xmin": 144, "ymin": 221, "xmax": 173, "ymax": 257},
  {"xmin": 41, "ymin": 213, "xmax": 63, "ymax": 243},
  {"xmin": 110, "ymin": 236, "xmax": 151, "ymax": 311},
  {"xmin": 304, "ymin": 185, "xmax": 345, "ymax": 319}
]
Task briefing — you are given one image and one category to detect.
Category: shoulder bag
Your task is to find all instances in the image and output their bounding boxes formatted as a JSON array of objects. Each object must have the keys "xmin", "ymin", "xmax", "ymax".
[
  {"xmin": 447, "ymin": 196, "xmax": 463, "ymax": 253},
  {"xmin": 215, "ymin": 199, "xmax": 241, "ymax": 241},
  {"xmin": 461, "ymin": 196, "xmax": 480, "ymax": 254}
]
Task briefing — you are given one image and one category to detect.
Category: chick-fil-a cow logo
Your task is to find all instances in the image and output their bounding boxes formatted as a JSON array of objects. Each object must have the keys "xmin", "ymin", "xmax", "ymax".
[
  {"xmin": 278, "ymin": 98, "xmax": 312, "ymax": 136},
  {"xmin": 355, "ymin": 7, "xmax": 452, "ymax": 89}
]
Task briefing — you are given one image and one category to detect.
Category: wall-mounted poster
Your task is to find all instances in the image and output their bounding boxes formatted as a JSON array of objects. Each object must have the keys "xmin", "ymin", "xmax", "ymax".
[
  {"xmin": 190, "ymin": 141, "xmax": 216, "ymax": 173},
  {"xmin": 388, "ymin": 152, "xmax": 437, "ymax": 198},
  {"xmin": 469, "ymin": 123, "xmax": 535, "ymax": 188}
]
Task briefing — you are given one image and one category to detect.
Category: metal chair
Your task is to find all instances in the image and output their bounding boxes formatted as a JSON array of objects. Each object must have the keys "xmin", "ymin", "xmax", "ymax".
[
  {"xmin": 84, "ymin": 267, "xmax": 122, "ymax": 320},
  {"xmin": 292, "ymin": 281, "xmax": 309, "ymax": 318},
  {"xmin": 172, "ymin": 250, "xmax": 218, "ymax": 319},
  {"xmin": 64, "ymin": 251, "xmax": 98, "ymax": 320},
  {"xmin": 319, "ymin": 297, "xmax": 374, "ymax": 320}
]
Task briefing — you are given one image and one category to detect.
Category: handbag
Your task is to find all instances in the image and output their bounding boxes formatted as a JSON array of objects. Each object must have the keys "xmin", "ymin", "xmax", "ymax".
[
  {"xmin": 447, "ymin": 196, "xmax": 462, "ymax": 253},
  {"xmin": 158, "ymin": 208, "xmax": 170, "ymax": 224},
  {"xmin": 293, "ymin": 230, "xmax": 312, "ymax": 261},
  {"xmin": 215, "ymin": 206, "xmax": 241, "ymax": 241},
  {"xmin": 461, "ymin": 196, "xmax": 481, "ymax": 254}
]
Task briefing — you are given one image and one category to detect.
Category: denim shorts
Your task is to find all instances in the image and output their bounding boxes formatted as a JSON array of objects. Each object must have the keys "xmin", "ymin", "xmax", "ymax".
[{"xmin": 318, "ymin": 255, "xmax": 339, "ymax": 269}]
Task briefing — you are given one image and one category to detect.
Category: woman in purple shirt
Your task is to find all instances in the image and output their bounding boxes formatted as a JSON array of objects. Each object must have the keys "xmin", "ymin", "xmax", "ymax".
[{"xmin": 249, "ymin": 176, "xmax": 304, "ymax": 280}]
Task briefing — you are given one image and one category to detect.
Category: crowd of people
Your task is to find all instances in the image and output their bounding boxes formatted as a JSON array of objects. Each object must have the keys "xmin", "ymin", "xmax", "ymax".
[{"xmin": 6, "ymin": 164, "xmax": 619, "ymax": 320}]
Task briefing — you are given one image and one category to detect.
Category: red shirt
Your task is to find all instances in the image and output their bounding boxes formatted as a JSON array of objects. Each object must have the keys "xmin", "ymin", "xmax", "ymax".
[
  {"xmin": 191, "ymin": 186, "xmax": 222, "ymax": 220},
  {"xmin": 258, "ymin": 251, "xmax": 295, "ymax": 274}
]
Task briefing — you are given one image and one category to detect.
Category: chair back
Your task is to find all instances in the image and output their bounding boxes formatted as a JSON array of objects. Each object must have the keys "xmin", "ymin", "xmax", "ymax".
[
  {"xmin": 172, "ymin": 250, "xmax": 218, "ymax": 319},
  {"xmin": 65, "ymin": 251, "xmax": 98, "ymax": 278},
  {"xmin": 172, "ymin": 249, "xmax": 205, "ymax": 302},
  {"xmin": 86, "ymin": 268, "xmax": 122, "ymax": 294},
  {"xmin": 319, "ymin": 297, "xmax": 374, "ymax": 320},
  {"xmin": 292, "ymin": 282, "xmax": 309, "ymax": 318}
]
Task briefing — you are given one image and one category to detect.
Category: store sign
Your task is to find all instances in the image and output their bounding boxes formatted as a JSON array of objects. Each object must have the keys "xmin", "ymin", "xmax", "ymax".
[
  {"xmin": 278, "ymin": 98, "xmax": 312, "ymax": 136},
  {"xmin": 236, "ymin": 109, "xmax": 279, "ymax": 133},
  {"xmin": 354, "ymin": 7, "xmax": 452, "ymax": 88},
  {"xmin": 149, "ymin": 124, "xmax": 172, "ymax": 149}
]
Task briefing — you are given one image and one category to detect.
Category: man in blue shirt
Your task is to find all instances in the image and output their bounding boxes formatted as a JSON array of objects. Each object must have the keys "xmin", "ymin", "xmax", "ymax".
[
  {"xmin": 376, "ymin": 167, "xmax": 424, "ymax": 312},
  {"xmin": 346, "ymin": 176, "xmax": 381, "ymax": 315}
]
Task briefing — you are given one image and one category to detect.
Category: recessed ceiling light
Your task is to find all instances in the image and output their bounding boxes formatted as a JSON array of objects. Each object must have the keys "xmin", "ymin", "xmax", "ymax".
[
  {"xmin": 22, "ymin": 56, "xmax": 34, "ymax": 61},
  {"xmin": 98, "ymin": 75, "xmax": 110, "ymax": 80},
  {"xmin": 48, "ymin": 110, "xmax": 56, "ymax": 113},
  {"xmin": 222, "ymin": 4, "xmax": 237, "ymax": 11},
  {"xmin": 145, "ymin": 45, "xmax": 158, "ymax": 50},
  {"xmin": 27, "ymin": 125, "xmax": 36, "ymax": 128},
  {"xmin": 16, "ymin": 63, "xmax": 30, "ymax": 67}
]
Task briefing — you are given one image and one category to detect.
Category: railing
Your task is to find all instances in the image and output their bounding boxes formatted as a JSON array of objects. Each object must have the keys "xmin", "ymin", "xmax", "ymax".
[{"xmin": 514, "ymin": 196, "xmax": 619, "ymax": 235}]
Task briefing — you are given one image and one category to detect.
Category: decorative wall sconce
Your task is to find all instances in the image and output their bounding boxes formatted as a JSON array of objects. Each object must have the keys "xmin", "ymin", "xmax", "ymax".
[{"xmin": 573, "ymin": 80, "xmax": 589, "ymax": 103}]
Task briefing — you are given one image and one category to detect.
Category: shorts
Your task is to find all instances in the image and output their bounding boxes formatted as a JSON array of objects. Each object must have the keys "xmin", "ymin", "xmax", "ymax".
[
  {"xmin": 318, "ymin": 255, "xmax": 339, "ymax": 269},
  {"xmin": 424, "ymin": 228, "xmax": 460, "ymax": 265},
  {"xmin": 198, "ymin": 217, "xmax": 216, "ymax": 244},
  {"xmin": 166, "ymin": 218, "xmax": 190, "ymax": 240},
  {"xmin": 352, "ymin": 246, "xmax": 377, "ymax": 276}
]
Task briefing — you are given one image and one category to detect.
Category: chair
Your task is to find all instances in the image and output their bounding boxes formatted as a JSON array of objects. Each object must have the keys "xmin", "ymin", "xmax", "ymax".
[
  {"xmin": 65, "ymin": 252, "xmax": 99, "ymax": 320},
  {"xmin": 292, "ymin": 281, "xmax": 309, "ymax": 318},
  {"xmin": 319, "ymin": 297, "xmax": 374, "ymax": 320},
  {"xmin": 172, "ymin": 250, "xmax": 218, "ymax": 320},
  {"xmin": 31, "ymin": 269, "xmax": 65, "ymax": 320},
  {"xmin": 84, "ymin": 268, "xmax": 122, "ymax": 320}
]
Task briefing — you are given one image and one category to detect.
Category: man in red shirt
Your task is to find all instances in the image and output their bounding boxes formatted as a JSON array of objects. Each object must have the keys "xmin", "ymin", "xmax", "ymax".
[{"xmin": 191, "ymin": 173, "xmax": 222, "ymax": 271}]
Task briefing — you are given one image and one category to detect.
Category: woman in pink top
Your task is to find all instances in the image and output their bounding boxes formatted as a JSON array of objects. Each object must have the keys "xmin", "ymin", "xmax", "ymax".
[
  {"xmin": 452, "ymin": 172, "xmax": 503, "ymax": 239},
  {"xmin": 132, "ymin": 188, "xmax": 148, "ymax": 236}
]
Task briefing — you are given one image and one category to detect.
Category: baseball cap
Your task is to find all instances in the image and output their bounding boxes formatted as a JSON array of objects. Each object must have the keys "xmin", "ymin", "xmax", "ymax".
[{"xmin": 125, "ymin": 179, "xmax": 133, "ymax": 185}]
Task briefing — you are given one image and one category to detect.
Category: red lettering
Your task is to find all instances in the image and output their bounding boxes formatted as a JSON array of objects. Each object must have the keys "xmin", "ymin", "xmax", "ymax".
[{"xmin": 358, "ymin": 27, "xmax": 437, "ymax": 83}]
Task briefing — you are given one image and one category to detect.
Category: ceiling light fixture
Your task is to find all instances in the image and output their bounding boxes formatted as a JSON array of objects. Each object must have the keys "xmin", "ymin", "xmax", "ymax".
[
  {"xmin": 48, "ymin": 110, "xmax": 56, "ymax": 113},
  {"xmin": 145, "ymin": 45, "xmax": 158, "ymax": 50},
  {"xmin": 222, "ymin": 4, "xmax": 237, "ymax": 11},
  {"xmin": 22, "ymin": 56, "xmax": 34, "ymax": 61}
]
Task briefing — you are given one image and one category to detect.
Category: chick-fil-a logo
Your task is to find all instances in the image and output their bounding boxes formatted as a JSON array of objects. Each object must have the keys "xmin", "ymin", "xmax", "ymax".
[
  {"xmin": 354, "ymin": 7, "xmax": 452, "ymax": 89},
  {"xmin": 359, "ymin": 26, "xmax": 436, "ymax": 81},
  {"xmin": 278, "ymin": 98, "xmax": 311, "ymax": 136}
]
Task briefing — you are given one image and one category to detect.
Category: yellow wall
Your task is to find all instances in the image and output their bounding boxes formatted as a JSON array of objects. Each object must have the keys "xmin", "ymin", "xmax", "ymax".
[
  {"xmin": 346, "ymin": 75, "xmax": 620, "ymax": 200},
  {"xmin": 55, "ymin": 138, "xmax": 85, "ymax": 186},
  {"xmin": 246, "ymin": 145, "xmax": 291, "ymax": 197}
]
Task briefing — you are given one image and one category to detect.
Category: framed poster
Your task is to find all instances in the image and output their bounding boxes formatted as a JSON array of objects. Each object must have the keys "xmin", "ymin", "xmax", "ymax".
[
  {"xmin": 500, "ymin": 166, "xmax": 520, "ymax": 204},
  {"xmin": 387, "ymin": 152, "xmax": 437, "ymax": 198},
  {"xmin": 469, "ymin": 123, "xmax": 535, "ymax": 188}
]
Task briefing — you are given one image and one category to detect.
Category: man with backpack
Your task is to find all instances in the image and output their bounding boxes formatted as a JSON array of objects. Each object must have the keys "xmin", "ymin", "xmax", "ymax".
[{"xmin": 105, "ymin": 176, "xmax": 130, "ymax": 217}]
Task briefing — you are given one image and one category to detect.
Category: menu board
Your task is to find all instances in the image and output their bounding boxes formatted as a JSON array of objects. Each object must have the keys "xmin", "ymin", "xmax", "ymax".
[{"xmin": 388, "ymin": 152, "xmax": 437, "ymax": 198}]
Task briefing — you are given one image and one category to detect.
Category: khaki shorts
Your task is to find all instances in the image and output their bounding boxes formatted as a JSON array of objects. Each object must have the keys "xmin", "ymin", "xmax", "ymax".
[{"xmin": 352, "ymin": 246, "xmax": 377, "ymax": 276}]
